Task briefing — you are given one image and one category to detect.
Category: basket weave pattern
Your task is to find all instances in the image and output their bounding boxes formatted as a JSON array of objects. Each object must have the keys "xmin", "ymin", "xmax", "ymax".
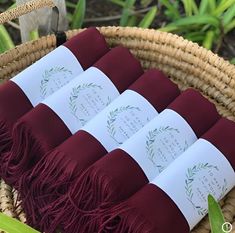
[{"xmin": 0, "ymin": 25, "xmax": 235, "ymax": 232}]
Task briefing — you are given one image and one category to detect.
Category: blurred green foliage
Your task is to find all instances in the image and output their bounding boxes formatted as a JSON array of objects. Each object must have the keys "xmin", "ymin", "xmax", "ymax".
[{"xmin": 0, "ymin": 0, "xmax": 235, "ymax": 63}]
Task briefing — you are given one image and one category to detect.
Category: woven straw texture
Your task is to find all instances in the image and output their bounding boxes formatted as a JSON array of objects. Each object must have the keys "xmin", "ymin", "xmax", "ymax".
[{"xmin": 0, "ymin": 2, "xmax": 235, "ymax": 232}]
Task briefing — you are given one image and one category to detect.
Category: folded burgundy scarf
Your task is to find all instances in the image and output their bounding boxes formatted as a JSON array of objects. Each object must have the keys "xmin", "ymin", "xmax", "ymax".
[
  {"xmin": 41, "ymin": 89, "xmax": 220, "ymax": 233},
  {"xmin": 97, "ymin": 117, "xmax": 235, "ymax": 233},
  {"xmin": 0, "ymin": 27, "xmax": 109, "ymax": 166},
  {"xmin": 19, "ymin": 69, "xmax": 180, "ymax": 228},
  {"xmin": 1, "ymin": 46, "xmax": 143, "ymax": 187}
]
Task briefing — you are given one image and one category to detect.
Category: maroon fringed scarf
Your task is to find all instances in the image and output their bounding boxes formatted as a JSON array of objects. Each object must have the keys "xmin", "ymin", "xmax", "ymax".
[
  {"xmin": 1, "ymin": 46, "xmax": 143, "ymax": 187},
  {"xmin": 42, "ymin": 89, "xmax": 221, "ymax": 233},
  {"xmin": 97, "ymin": 117, "xmax": 235, "ymax": 233},
  {"xmin": 18, "ymin": 69, "xmax": 180, "ymax": 228},
  {"xmin": 0, "ymin": 27, "xmax": 109, "ymax": 168}
]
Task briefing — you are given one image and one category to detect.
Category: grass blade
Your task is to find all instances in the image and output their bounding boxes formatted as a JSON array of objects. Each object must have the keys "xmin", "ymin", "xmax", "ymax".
[
  {"xmin": 120, "ymin": 0, "xmax": 136, "ymax": 26},
  {"xmin": 182, "ymin": 0, "xmax": 192, "ymax": 16},
  {"xmin": 191, "ymin": 0, "xmax": 199, "ymax": 14},
  {"xmin": 199, "ymin": 0, "xmax": 209, "ymax": 14},
  {"xmin": 213, "ymin": 0, "xmax": 235, "ymax": 16},
  {"xmin": 230, "ymin": 58, "xmax": 235, "ymax": 64},
  {"xmin": 127, "ymin": 15, "xmax": 137, "ymax": 26},
  {"xmin": 139, "ymin": 6, "xmax": 157, "ymax": 28},
  {"xmin": 208, "ymin": 195, "xmax": 226, "ymax": 233},
  {"xmin": 202, "ymin": 30, "xmax": 214, "ymax": 49},
  {"xmin": 0, "ymin": 25, "xmax": 14, "ymax": 53},
  {"xmin": 167, "ymin": 15, "xmax": 220, "ymax": 28},
  {"xmin": 110, "ymin": 0, "xmax": 125, "ymax": 7},
  {"xmin": 223, "ymin": 3, "xmax": 235, "ymax": 26},
  {"xmin": 0, "ymin": 213, "xmax": 39, "ymax": 233},
  {"xmin": 224, "ymin": 18, "xmax": 235, "ymax": 33},
  {"xmin": 160, "ymin": 0, "xmax": 180, "ymax": 20},
  {"xmin": 72, "ymin": 0, "xmax": 86, "ymax": 29},
  {"xmin": 184, "ymin": 31, "xmax": 205, "ymax": 42}
]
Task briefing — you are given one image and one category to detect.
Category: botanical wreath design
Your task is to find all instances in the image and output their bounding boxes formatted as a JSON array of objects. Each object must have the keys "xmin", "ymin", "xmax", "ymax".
[
  {"xmin": 69, "ymin": 83, "xmax": 102, "ymax": 125},
  {"xmin": 185, "ymin": 163, "xmax": 223, "ymax": 216},
  {"xmin": 145, "ymin": 126, "xmax": 180, "ymax": 173},
  {"xmin": 40, "ymin": 66, "xmax": 73, "ymax": 99},
  {"xmin": 107, "ymin": 105, "xmax": 140, "ymax": 145}
]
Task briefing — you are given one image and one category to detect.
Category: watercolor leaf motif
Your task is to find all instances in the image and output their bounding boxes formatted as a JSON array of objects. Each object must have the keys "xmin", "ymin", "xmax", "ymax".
[
  {"xmin": 107, "ymin": 105, "xmax": 140, "ymax": 145},
  {"xmin": 69, "ymin": 83, "xmax": 102, "ymax": 125},
  {"xmin": 185, "ymin": 163, "xmax": 221, "ymax": 216},
  {"xmin": 146, "ymin": 126, "xmax": 180, "ymax": 172},
  {"xmin": 40, "ymin": 66, "xmax": 73, "ymax": 99}
]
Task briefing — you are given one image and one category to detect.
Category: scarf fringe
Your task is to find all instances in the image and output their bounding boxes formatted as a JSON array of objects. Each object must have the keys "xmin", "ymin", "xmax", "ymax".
[
  {"xmin": 38, "ymin": 166, "xmax": 113, "ymax": 233},
  {"xmin": 1, "ymin": 120, "xmax": 45, "ymax": 187},
  {"xmin": 19, "ymin": 149, "xmax": 77, "ymax": 228},
  {"xmin": 0, "ymin": 120, "xmax": 13, "ymax": 173},
  {"xmin": 98, "ymin": 203, "xmax": 152, "ymax": 233}
]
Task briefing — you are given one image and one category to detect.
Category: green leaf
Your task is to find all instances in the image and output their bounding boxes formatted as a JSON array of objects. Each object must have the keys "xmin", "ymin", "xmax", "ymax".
[
  {"xmin": 160, "ymin": 0, "xmax": 180, "ymax": 20},
  {"xmin": 110, "ymin": 0, "xmax": 125, "ymax": 7},
  {"xmin": 208, "ymin": 0, "xmax": 216, "ymax": 13},
  {"xmin": 230, "ymin": 58, "xmax": 235, "ymax": 64},
  {"xmin": 223, "ymin": 3, "xmax": 235, "ymax": 26},
  {"xmin": 66, "ymin": 1, "xmax": 77, "ymax": 8},
  {"xmin": 120, "ymin": 0, "xmax": 136, "ymax": 26},
  {"xmin": 72, "ymin": 0, "xmax": 86, "ymax": 29},
  {"xmin": 166, "ymin": 15, "xmax": 220, "ymax": 28},
  {"xmin": 184, "ymin": 31, "xmax": 205, "ymax": 42},
  {"xmin": 224, "ymin": 18, "xmax": 235, "ymax": 33},
  {"xmin": 202, "ymin": 30, "xmax": 214, "ymax": 50},
  {"xmin": 208, "ymin": 194, "xmax": 226, "ymax": 233},
  {"xmin": 182, "ymin": 0, "xmax": 192, "ymax": 16},
  {"xmin": 0, "ymin": 25, "xmax": 14, "ymax": 53},
  {"xmin": 29, "ymin": 30, "xmax": 39, "ymax": 41},
  {"xmin": 139, "ymin": 6, "xmax": 157, "ymax": 28},
  {"xmin": 213, "ymin": 0, "xmax": 235, "ymax": 16},
  {"xmin": 127, "ymin": 15, "xmax": 137, "ymax": 26},
  {"xmin": 199, "ymin": 0, "xmax": 209, "ymax": 14},
  {"xmin": 0, "ymin": 213, "xmax": 39, "ymax": 233}
]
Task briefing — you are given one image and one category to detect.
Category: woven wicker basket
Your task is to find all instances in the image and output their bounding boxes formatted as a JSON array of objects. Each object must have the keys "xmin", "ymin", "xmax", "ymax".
[{"xmin": 1, "ymin": 0, "xmax": 235, "ymax": 232}]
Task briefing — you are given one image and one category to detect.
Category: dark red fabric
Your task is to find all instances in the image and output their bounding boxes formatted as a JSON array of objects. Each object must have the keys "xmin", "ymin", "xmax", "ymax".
[
  {"xmin": 99, "ymin": 184, "xmax": 189, "ymax": 233},
  {"xmin": 98, "ymin": 118, "xmax": 235, "ymax": 233},
  {"xmin": 64, "ymin": 28, "xmax": 109, "ymax": 70},
  {"xmin": 0, "ymin": 81, "xmax": 32, "ymax": 170},
  {"xmin": 168, "ymin": 89, "xmax": 220, "ymax": 137},
  {"xmin": 2, "ymin": 46, "xmax": 143, "ymax": 188},
  {"xmin": 202, "ymin": 117, "xmax": 235, "ymax": 169},
  {"xmin": 93, "ymin": 46, "xmax": 143, "ymax": 93},
  {"xmin": 40, "ymin": 89, "xmax": 220, "ymax": 233},
  {"xmin": 19, "ymin": 69, "xmax": 180, "ymax": 229},
  {"xmin": 0, "ymin": 27, "xmax": 109, "ymax": 170}
]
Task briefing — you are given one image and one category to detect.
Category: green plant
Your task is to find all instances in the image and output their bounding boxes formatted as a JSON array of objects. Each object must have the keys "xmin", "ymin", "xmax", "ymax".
[
  {"xmin": 110, "ymin": 0, "xmax": 157, "ymax": 28},
  {"xmin": 0, "ymin": 213, "xmax": 39, "ymax": 233},
  {"xmin": 159, "ymin": 0, "xmax": 235, "ymax": 53},
  {"xmin": 208, "ymin": 194, "xmax": 231, "ymax": 233}
]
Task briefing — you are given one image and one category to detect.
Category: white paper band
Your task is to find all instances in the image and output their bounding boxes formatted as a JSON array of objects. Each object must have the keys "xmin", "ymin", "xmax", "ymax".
[
  {"xmin": 11, "ymin": 46, "xmax": 83, "ymax": 106},
  {"xmin": 43, "ymin": 67, "xmax": 120, "ymax": 134},
  {"xmin": 152, "ymin": 138, "xmax": 235, "ymax": 230},
  {"xmin": 82, "ymin": 90, "xmax": 158, "ymax": 152},
  {"xmin": 119, "ymin": 109, "xmax": 198, "ymax": 181}
]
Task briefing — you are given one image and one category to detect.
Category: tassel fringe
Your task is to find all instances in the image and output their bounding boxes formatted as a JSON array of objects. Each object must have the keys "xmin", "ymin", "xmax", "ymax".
[
  {"xmin": 19, "ymin": 149, "xmax": 78, "ymax": 228},
  {"xmin": 1, "ymin": 120, "xmax": 46, "ymax": 187}
]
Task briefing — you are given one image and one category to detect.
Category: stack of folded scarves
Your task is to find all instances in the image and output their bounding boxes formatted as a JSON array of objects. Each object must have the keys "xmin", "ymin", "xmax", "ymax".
[
  {"xmin": 0, "ymin": 27, "xmax": 232, "ymax": 233},
  {"xmin": 96, "ymin": 117, "xmax": 235, "ymax": 233},
  {"xmin": 18, "ymin": 68, "xmax": 180, "ymax": 227},
  {"xmin": 1, "ymin": 45, "xmax": 143, "ymax": 186},
  {"xmin": 0, "ymin": 27, "xmax": 109, "ymax": 162},
  {"xmin": 40, "ymin": 89, "xmax": 220, "ymax": 233}
]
